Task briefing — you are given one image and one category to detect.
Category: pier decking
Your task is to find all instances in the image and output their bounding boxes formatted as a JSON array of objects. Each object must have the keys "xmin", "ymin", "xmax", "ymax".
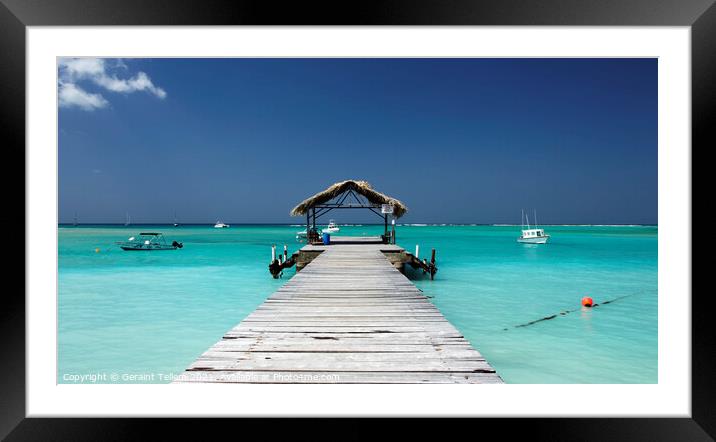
[{"xmin": 175, "ymin": 241, "xmax": 502, "ymax": 384}]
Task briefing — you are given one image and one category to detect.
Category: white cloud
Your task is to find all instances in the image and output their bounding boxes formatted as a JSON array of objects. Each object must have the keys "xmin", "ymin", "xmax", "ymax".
[
  {"xmin": 94, "ymin": 71, "xmax": 167, "ymax": 98},
  {"xmin": 58, "ymin": 82, "xmax": 109, "ymax": 111},
  {"xmin": 61, "ymin": 58, "xmax": 105, "ymax": 78},
  {"xmin": 58, "ymin": 58, "xmax": 166, "ymax": 111}
]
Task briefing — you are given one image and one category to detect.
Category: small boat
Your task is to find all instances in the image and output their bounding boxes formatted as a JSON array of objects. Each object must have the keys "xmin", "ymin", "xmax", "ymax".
[
  {"xmin": 117, "ymin": 232, "xmax": 183, "ymax": 251},
  {"xmin": 214, "ymin": 220, "xmax": 230, "ymax": 228},
  {"xmin": 124, "ymin": 212, "xmax": 131, "ymax": 226},
  {"xmin": 172, "ymin": 211, "xmax": 179, "ymax": 227},
  {"xmin": 517, "ymin": 209, "xmax": 550, "ymax": 244},
  {"xmin": 322, "ymin": 220, "xmax": 340, "ymax": 234},
  {"xmin": 296, "ymin": 227, "xmax": 319, "ymax": 241}
]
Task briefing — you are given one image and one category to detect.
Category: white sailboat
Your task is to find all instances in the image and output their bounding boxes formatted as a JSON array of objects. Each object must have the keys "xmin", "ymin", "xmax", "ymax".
[
  {"xmin": 214, "ymin": 220, "xmax": 230, "ymax": 228},
  {"xmin": 517, "ymin": 209, "xmax": 550, "ymax": 244},
  {"xmin": 173, "ymin": 211, "xmax": 179, "ymax": 227},
  {"xmin": 124, "ymin": 212, "xmax": 131, "ymax": 226}
]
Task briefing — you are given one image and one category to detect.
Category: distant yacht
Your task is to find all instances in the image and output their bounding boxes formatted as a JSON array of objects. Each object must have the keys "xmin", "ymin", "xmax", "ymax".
[
  {"xmin": 214, "ymin": 220, "xmax": 230, "ymax": 228},
  {"xmin": 73, "ymin": 212, "xmax": 78, "ymax": 227},
  {"xmin": 517, "ymin": 209, "xmax": 550, "ymax": 244},
  {"xmin": 322, "ymin": 220, "xmax": 340, "ymax": 234}
]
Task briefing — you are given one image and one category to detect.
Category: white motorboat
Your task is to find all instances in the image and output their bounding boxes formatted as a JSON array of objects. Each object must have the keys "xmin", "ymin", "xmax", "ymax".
[
  {"xmin": 296, "ymin": 227, "xmax": 321, "ymax": 241},
  {"xmin": 117, "ymin": 232, "xmax": 183, "ymax": 251},
  {"xmin": 322, "ymin": 220, "xmax": 340, "ymax": 234},
  {"xmin": 214, "ymin": 220, "xmax": 230, "ymax": 228},
  {"xmin": 517, "ymin": 210, "xmax": 550, "ymax": 244}
]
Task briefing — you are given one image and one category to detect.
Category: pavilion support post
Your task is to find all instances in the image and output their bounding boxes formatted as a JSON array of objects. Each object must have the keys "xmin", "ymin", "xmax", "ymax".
[
  {"xmin": 310, "ymin": 207, "xmax": 316, "ymax": 243},
  {"xmin": 384, "ymin": 214, "xmax": 388, "ymax": 243}
]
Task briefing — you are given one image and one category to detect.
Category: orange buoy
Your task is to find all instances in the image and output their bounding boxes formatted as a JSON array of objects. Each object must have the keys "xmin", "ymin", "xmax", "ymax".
[{"xmin": 581, "ymin": 296, "xmax": 593, "ymax": 307}]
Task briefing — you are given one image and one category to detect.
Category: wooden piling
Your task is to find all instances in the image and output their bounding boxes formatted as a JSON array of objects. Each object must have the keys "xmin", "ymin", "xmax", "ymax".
[{"xmin": 430, "ymin": 249, "xmax": 437, "ymax": 280}]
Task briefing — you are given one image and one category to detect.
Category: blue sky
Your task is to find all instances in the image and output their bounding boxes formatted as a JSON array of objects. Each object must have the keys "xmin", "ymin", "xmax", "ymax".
[{"xmin": 59, "ymin": 58, "xmax": 657, "ymax": 224}]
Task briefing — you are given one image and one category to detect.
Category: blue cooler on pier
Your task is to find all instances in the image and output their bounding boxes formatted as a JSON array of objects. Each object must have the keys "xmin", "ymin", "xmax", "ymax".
[{"xmin": 322, "ymin": 232, "xmax": 331, "ymax": 245}]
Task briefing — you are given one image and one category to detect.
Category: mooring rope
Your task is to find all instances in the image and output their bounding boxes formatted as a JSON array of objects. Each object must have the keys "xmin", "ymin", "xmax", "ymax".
[{"xmin": 503, "ymin": 290, "xmax": 649, "ymax": 331}]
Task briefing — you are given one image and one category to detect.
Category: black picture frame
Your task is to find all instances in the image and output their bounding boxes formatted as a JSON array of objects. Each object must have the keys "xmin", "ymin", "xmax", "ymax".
[{"xmin": 3, "ymin": 0, "xmax": 709, "ymax": 439}]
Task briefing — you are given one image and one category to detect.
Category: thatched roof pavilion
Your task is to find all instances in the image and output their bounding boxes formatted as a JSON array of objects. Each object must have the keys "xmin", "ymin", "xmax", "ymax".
[
  {"xmin": 291, "ymin": 180, "xmax": 407, "ymax": 244},
  {"xmin": 291, "ymin": 180, "xmax": 407, "ymax": 218}
]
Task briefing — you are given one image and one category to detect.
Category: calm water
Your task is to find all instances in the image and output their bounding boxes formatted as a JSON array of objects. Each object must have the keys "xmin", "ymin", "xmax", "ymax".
[{"xmin": 58, "ymin": 224, "xmax": 657, "ymax": 384}]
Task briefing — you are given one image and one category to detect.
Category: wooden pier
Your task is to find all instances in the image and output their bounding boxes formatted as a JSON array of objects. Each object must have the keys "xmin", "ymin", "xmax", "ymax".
[{"xmin": 175, "ymin": 241, "xmax": 502, "ymax": 384}]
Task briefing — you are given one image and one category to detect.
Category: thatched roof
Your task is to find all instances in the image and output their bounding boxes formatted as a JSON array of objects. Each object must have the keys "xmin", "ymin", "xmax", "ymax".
[{"xmin": 290, "ymin": 180, "xmax": 408, "ymax": 218}]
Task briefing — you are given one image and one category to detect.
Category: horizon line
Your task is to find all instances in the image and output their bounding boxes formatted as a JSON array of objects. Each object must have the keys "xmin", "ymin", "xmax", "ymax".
[{"xmin": 57, "ymin": 222, "xmax": 659, "ymax": 227}]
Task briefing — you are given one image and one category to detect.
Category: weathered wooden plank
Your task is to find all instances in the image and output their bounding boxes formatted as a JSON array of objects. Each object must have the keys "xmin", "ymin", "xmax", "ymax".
[
  {"xmin": 197, "ymin": 349, "xmax": 487, "ymax": 361},
  {"xmin": 188, "ymin": 359, "xmax": 496, "ymax": 372},
  {"xmin": 211, "ymin": 342, "xmax": 477, "ymax": 353}
]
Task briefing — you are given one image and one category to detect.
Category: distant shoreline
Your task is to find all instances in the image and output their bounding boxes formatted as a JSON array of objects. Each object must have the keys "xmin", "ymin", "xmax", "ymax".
[{"xmin": 57, "ymin": 223, "xmax": 658, "ymax": 227}]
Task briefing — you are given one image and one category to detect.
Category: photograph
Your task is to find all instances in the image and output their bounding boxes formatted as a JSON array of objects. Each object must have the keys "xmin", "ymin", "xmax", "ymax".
[{"xmin": 57, "ymin": 57, "xmax": 658, "ymax": 385}]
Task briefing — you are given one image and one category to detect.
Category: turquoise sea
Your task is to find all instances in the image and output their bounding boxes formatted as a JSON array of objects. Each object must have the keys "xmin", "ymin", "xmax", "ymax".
[{"xmin": 58, "ymin": 224, "xmax": 657, "ymax": 384}]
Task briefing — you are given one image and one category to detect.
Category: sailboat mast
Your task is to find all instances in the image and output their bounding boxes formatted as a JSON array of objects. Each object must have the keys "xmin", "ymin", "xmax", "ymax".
[
  {"xmin": 526, "ymin": 212, "xmax": 530, "ymax": 229},
  {"xmin": 534, "ymin": 209, "xmax": 538, "ymax": 229}
]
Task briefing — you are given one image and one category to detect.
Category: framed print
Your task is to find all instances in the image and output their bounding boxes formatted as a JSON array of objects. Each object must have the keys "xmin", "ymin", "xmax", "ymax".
[{"xmin": 3, "ymin": 0, "xmax": 711, "ymax": 439}]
